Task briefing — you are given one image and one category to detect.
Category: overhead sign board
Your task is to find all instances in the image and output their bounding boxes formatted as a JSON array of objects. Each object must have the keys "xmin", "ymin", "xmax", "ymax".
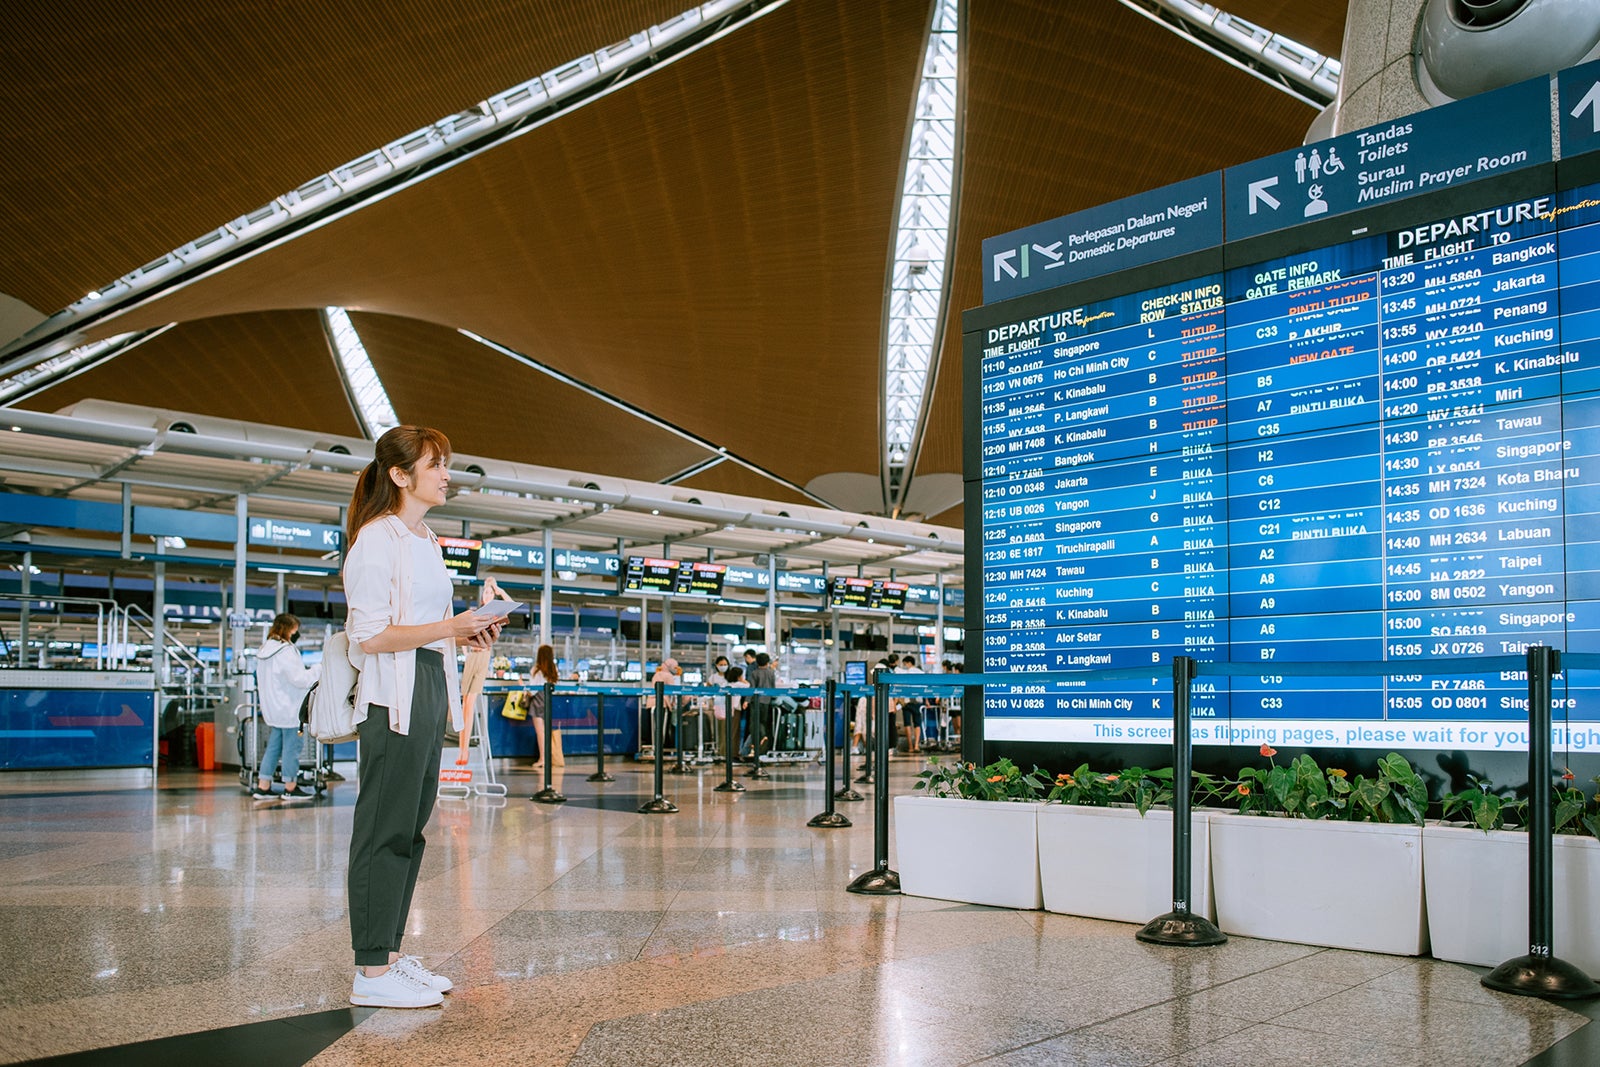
[
  {"xmin": 1224, "ymin": 76, "xmax": 1551, "ymax": 242},
  {"xmin": 983, "ymin": 171, "xmax": 1224, "ymax": 303}
]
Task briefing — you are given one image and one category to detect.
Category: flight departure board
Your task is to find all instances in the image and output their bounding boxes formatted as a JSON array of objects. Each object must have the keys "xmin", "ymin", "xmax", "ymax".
[{"xmin": 968, "ymin": 64, "xmax": 1600, "ymax": 752}]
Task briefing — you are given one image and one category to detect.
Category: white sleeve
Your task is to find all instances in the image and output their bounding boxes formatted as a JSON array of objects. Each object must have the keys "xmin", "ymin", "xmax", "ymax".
[{"xmin": 343, "ymin": 533, "xmax": 394, "ymax": 646}]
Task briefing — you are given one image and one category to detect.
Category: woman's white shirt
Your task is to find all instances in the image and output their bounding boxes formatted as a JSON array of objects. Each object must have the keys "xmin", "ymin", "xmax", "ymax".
[
  {"xmin": 343, "ymin": 514, "xmax": 463, "ymax": 735},
  {"xmin": 256, "ymin": 638, "xmax": 319, "ymax": 729}
]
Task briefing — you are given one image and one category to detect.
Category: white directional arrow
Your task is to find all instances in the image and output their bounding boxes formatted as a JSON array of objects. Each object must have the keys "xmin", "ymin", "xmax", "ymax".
[
  {"xmin": 1572, "ymin": 81, "xmax": 1600, "ymax": 133},
  {"xmin": 993, "ymin": 248, "xmax": 1019, "ymax": 281},
  {"xmin": 1248, "ymin": 176, "xmax": 1281, "ymax": 214}
]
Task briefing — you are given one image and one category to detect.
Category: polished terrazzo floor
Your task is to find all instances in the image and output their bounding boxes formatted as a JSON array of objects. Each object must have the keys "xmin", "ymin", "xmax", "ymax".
[{"xmin": 0, "ymin": 758, "xmax": 1595, "ymax": 1066}]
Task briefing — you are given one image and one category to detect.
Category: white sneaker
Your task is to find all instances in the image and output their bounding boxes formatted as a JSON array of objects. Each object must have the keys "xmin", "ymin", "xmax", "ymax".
[
  {"xmin": 393, "ymin": 954, "xmax": 454, "ymax": 993},
  {"xmin": 350, "ymin": 966, "xmax": 444, "ymax": 1008}
]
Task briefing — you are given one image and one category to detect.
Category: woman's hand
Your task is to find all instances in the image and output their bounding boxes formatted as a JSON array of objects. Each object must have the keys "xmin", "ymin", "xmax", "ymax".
[
  {"xmin": 446, "ymin": 608, "xmax": 496, "ymax": 644},
  {"xmin": 464, "ymin": 619, "xmax": 502, "ymax": 651}
]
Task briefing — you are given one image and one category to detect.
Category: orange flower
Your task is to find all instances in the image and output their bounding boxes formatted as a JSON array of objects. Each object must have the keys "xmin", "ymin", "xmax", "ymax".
[
  {"xmin": 988, "ymin": 774, "xmax": 1005, "ymax": 783},
  {"xmin": 1259, "ymin": 744, "xmax": 1277, "ymax": 758},
  {"xmin": 1328, "ymin": 768, "xmax": 1348, "ymax": 779},
  {"xmin": 1105, "ymin": 774, "xmax": 1120, "ymax": 782},
  {"xmin": 1562, "ymin": 769, "xmax": 1576, "ymax": 781},
  {"xmin": 1236, "ymin": 784, "xmax": 1251, "ymax": 796}
]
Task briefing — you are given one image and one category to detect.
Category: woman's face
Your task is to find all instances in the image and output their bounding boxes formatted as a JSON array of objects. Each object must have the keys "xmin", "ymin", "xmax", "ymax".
[{"xmin": 397, "ymin": 450, "xmax": 451, "ymax": 509}]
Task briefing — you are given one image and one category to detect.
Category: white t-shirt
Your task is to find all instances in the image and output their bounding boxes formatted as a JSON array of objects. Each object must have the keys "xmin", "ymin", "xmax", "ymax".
[{"xmin": 409, "ymin": 532, "xmax": 453, "ymax": 652}]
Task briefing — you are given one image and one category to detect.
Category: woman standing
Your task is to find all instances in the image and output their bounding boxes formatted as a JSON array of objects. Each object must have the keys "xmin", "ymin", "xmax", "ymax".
[
  {"xmin": 252, "ymin": 613, "xmax": 319, "ymax": 802},
  {"xmin": 342, "ymin": 426, "xmax": 500, "ymax": 1009},
  {"xmin": 527, "ymin": 643, "xmax": 559, "ymax": 768}
]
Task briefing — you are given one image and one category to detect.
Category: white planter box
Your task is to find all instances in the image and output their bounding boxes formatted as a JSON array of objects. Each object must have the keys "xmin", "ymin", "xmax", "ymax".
[
  {"xmin": 1037, "ymin": 805, "xmax": 1213, "ymax": 923},
  {"xmin": 1423, "ymin": 824, "xmax": 1600, "ymax": 975},
  {"xmin": 893, "ymin": 795, "xmax": 1041, "ymax": 909},
  {"xmin": 1210, "ymin": 814, "xmax": 1427, "ymax": 955}
]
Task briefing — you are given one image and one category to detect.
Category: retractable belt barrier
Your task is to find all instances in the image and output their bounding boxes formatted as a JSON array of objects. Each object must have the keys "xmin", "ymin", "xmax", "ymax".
[{"xmin": 839, "ymin": 650, "xmax": 1600, "ymax": 1000}]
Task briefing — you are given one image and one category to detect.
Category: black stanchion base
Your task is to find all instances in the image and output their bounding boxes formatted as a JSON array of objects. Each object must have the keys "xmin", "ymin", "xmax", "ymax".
[
  {"xmin": 834, "ymin": 787, "xmax": 865, "ymax": 802},
  {"xmin": 1135, "ymin": 911, "xmax": 1228, "ymax": 947},
  {"xmin": 637, "ymin": 797, "xmax": 679, "ymax": 814},
  {"xmin": 845, "ymin": 867, "xmax": 901, "ymax": 895},
  {"xmin": 530, "ymin": 788, "xmax": 567, "ymax": 805},
  {"xmin": 712, "ymin": 780, "xmax": 746, "ymax": 793},
  {"xmin": 586, "ymin": 772, "xmax": 616, "ymax": 783},
  {"xmin": 1483, "ymin": 956, "xmax": 1600, "ymax": 1000},
  {"xmin": 807, "ymin": 811, "xmax": 852, "ymax": 829}
]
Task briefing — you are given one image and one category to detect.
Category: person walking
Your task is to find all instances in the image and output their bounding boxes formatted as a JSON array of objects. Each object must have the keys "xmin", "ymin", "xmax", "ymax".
[
  {"xmin": 342, "ymin": 426, "xmax": 501, "ymax": 1009},
  {"xmin": 252, "ymin": 613, "xmax": 319, "ymax": 802}
]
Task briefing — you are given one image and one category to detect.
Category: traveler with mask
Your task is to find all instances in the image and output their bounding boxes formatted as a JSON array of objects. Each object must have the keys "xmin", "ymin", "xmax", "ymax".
[{"xmin": 252, "ymin": 613, "xmax": 320, "ymax": 802}]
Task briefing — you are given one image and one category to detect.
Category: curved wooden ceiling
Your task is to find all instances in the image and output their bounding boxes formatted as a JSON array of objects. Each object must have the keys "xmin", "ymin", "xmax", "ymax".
[{"xmin": 2, "ymin": 0, "xmax": 1349, "ymax": 523}]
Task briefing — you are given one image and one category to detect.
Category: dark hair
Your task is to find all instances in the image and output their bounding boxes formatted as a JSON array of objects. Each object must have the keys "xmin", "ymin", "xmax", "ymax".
[
  {"xmin": 714, "ymin": 656, "xmax": 729, "ymax": 667},
  {"xmin": 754, "ymin": 652, "xmax": 770, "ymax": 667},
  {"xmin": 345, "ymin": 426, "xmax": 451, "ymax": 547},
  {"xmin": 743, "ymin": 648, "xmax": 756, "ymax": 659},
  {"xmin": 267, "ymin": 613, "xmax": 299, "ymax": 642},
  {"xmin": 535, "ymin": 644, "xmax": 557, "ymax": 682},
  {"xmin": 724, "ymin": 666, "xmax": 743, "ymax": 683}
]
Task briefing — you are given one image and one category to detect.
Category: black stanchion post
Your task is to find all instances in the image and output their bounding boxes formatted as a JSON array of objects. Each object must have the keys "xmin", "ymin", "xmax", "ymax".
[
  {"xmin": 667, "ymin": 686, "xmax": 692, "ymax": 775},
  {"xmin": 745, "ymin": 685, "xmax": 772, "ymax": 780},
  {"xmin": 846, "ymin": 677, "xmax": 899, "ymax": 894},
  {"xmin": 587, "ymin": 692, "xmax": 615, "ymax": 783},
  {"xmin": 836, "ymin": 685, "xmax": 864, "ymax": 802},
  {"xmin": 714, "ymin": 691, "xmax": 744, "ymax": 793},
  {"xmin": 1137, "ymin": 656, "xmax": 1226, "ymax": 946},
  {"xmin": 809, "ymin": 679, "xmax": 851, "ymax": 829},
  {"xmin": 855, "ymin": 689, "xmax": 874, "ymax": 784},
  {"xmin": 531, "ymin": 679, "xmax": 566, "ymax": 804},
  {"xmin": 639, "ymin": 680, "xmax": 678, "ymax": 814},
  {"xmin": 1483, "ymin": 646, "xmax": 1599, "ymax": 999}
]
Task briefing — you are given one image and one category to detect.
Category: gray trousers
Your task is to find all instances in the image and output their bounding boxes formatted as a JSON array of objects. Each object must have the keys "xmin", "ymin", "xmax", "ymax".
[{"xmin": 348, "ymin": 648, "xmax": 446, "ymax": 966}]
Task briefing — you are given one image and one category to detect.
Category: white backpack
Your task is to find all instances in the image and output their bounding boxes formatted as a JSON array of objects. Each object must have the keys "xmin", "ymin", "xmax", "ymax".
[{"xmin": 308, "ymin": 631, "xmax": 361, "ymax": 744}]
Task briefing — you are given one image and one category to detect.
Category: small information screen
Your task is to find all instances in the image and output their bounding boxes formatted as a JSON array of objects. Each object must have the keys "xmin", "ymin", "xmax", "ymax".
[
  {"xmin": 437, "ymin": 537, "xmax": 482, "ymax": 579},
  {"xmin": 622, "ymin": 557, "xmax": 728, "ymax": 598},
  {"xmin": 830, "ymin": 576, "xmax": 910, "ymax": 612}
]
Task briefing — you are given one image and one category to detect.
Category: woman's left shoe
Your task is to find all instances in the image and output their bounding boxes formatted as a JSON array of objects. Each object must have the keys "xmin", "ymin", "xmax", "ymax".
[{"xmin": 392, "ymin": 955, "xmax": 453, "ymax": 993}]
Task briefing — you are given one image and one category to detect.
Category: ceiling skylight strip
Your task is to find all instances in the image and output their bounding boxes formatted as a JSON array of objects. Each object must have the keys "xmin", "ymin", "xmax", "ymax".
[
  {"xmin": 322, "ymin": 308, "xmax": 398, "ymax": 439},
  {"xmin": 1116, "ymin": 0, "xmax": 1339, "ymax": 108},
  {"xmin": 0, "ymin": 325, "xmax": 173, "ymax": 405},
  {"xmin": 0, "ymin": 1, "xmax": 791, "ymax": 379},
  {"xmin": 883, "ymin": 0, "xmax": 960, "ymax": 516}
]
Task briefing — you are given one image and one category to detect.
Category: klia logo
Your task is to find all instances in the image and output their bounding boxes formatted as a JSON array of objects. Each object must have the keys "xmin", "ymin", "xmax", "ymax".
[{"xmin": 993, "ymin": 240, "xmax": 1065, "ymax": 282}]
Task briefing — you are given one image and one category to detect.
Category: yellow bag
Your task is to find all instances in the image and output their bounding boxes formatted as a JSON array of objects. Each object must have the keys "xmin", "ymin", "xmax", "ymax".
[{"xmin": 501, "ymin": 690, "xmax": 530, "ymax": 721}]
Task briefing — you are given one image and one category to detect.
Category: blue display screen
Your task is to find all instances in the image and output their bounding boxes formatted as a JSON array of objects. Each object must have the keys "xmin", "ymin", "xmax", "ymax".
[{"xmin": 976, "ymin": 183, "xmax": 1600, "ymax": 751}]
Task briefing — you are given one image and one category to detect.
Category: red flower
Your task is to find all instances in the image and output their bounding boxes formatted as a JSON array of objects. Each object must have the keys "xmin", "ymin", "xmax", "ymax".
[
  {"xmin": 1562, "ymin": 769, "xmax": 1576, "ymax": 781},
  {"xmin": 1260, "ymin": 744, "xmax": 1277, "ymax": 758},
  {"xmin": 1236, "ymin": 784, "xmax": 1251, "ymax": 796}
]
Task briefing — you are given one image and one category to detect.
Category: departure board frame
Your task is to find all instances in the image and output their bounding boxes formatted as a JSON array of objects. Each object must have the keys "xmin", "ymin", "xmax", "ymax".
[{"xmin": 963, "ymin": 62, "xmax": 1600, "ymax": 781}]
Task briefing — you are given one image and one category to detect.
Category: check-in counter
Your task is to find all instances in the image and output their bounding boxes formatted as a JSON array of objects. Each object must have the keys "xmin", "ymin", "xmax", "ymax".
[
  {"xmin": 481, "ymin": 684, "xmax": 639, "ymax": 758},
  {"xmin": 0, "ymin": 670, "xmax": 157, "ymax": 771}
]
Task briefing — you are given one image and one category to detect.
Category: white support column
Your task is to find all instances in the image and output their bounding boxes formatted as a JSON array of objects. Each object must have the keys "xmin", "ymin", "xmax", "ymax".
[
  {"xmin": 540, "ymin": 528, "xmax": 554, "ymax": 649},
  {"xmin": 231, "ymin": 495, "xmax": 248, "ymax": 675},
  {"xmin": 152, "ymin": 540, "xmax": 166, "ymax": 685}
]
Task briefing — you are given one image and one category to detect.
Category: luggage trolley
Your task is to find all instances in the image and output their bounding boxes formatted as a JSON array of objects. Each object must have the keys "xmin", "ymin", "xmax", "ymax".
[
  {"xmin": 236, "ymin": 697, "xmax": 327, "ymax": 796},
  {"xmin": 761, "ymin": 689, "xmax": 823, "ymax": 765}
]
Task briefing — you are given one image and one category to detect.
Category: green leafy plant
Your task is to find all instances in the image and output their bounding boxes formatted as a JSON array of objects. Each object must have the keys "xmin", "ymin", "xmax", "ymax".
[
  {"xmin": 1438, "ymin": 771, "xmax": 1600, "ymax": 838},
  {"xmin": 1225, "ymin": 745, "xmax": 1425, "ymax": 825},
  {"xmin": 1439, "ymin": 775, "xmax": 1525, "ymax": 832},
  {"xmin": 914, "ymin": 756, "xmax": 1047, "ymax": 802},
  {"xmin": 1046, "ymin": 764, "xmax": 1174, "ymax": 815}
]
